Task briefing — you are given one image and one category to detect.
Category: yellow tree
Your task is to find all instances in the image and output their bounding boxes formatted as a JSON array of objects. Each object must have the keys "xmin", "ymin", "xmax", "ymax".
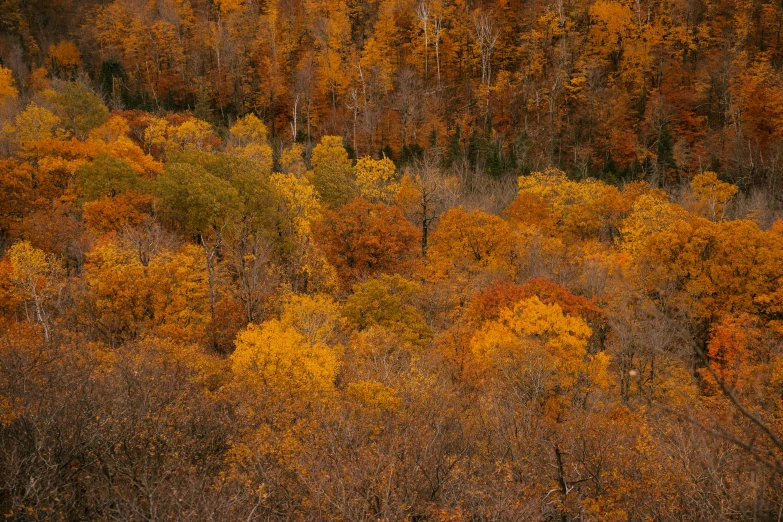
[
  {"xmin": 0, "ymin": 65, "xmax": 18, "ymax": 119},
  {"xmin": 690, "ymin": 171, "xmax": 738, "ymax": 221},
  {"xmin": 47, "ymin": 41, "xmax": 82, "ymax": 77},
  {"xmin": 9, "ymin": 104, "xmax": 60, "ymax": 149},
  {"xmin": 229, "ymin": 113, "xmax": 274, "ymax": 172},
  {"xmin": 231, "ymin": 319, "xmax": 341, "ymax": 399},
  {"xmin": 471, "ymin": 296, "xmax": 609, "ymax": 416},
  {"xmin": 360, "ymin": 0, "xmax": 398, "ymax": 92},
  {"xmin": 354, "ymin": 155, "xmax": 399, "ymax": 203},
  {"xmin": 7, "ymin": 241, "xmax": 64, "ymax": 340},
  {"xmin": 619, "ymin": 192, "xmax": 684, "ymax": 257},
  {"xmin": 426, "ymin": 206, "xmax": 519, "ymax": 282}
]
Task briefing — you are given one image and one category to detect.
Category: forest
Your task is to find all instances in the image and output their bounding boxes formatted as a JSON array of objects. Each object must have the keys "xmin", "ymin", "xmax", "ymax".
[{"xmin": 1, "ymin": 0, "xmax": 783, "ymax": 520}]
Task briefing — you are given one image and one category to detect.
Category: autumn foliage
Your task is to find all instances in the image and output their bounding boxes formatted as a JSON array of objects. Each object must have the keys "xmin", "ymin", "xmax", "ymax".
[{"xmin": 2, "ymin": 3, "xmax": 783, "ymax": 519}]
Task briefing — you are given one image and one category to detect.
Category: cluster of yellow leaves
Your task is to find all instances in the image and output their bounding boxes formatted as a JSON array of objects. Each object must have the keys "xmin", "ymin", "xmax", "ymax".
[
  {"xmin": 346, "ymin": 380, "xmax": 401, "ymax": 413},
  {"xmin": 309, "ymin": 135, "xmax": 355, "ymax": 207},
  {"xmin": 230, "ymin": 114, "xmax": 273, "ymax": 172},
  {"xmin": 354, "ymin": 156, "xmax": 399, "ymax": 203},
  {"xmin": 515, "ymin": 168, "xmax": 628, "ymax": 240},
  {"xmin": 270, "ymin": 172, "xmax": 322, "ymax": 238},
  {"xmin": 8, "ymin": 104, "xmax": 61, "ymax": 148},
  {"xmin": 143, "ymin": 116, "xmax": 217, "ymax": 156},
  {"xmin": 83, "ymin": 239, "xmax": 210, "ymax": 344},
  {"xmin": 231, "ymin": 319, "xmax": 341, "ymax": 399},
  {"xmin": 619, "ymin": 192, "xmax": 684, "ymax": 257},
  {"xmin": 427, "ymin": 206, "xmax": 519, "ymax": 281},
  {"xmin": 47, "ymin": 41, "xmax": 82, "ymax": 74},
  {"xmin": 638, "ymin": 217, "xmax": 783, "ymax": 322},
  {"xmin": 471, "ymin": 296, "xmax": 609, "ymax": 413},
  {"xmin": 689, "ymin": 171, "xmax": 738, "ymax": 221},
  {"xmin": 0, "ymin": 65, "xmax": 18, "ymax": 113}
]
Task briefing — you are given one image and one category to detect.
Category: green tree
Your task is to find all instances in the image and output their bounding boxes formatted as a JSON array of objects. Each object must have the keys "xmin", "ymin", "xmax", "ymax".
[
  {"xmin": 309, "ymin": 135, "xmax": 355, "ymax": 207},
  {"xmin": 76, "ymin": 153, "xmax": 145, "ymax": 202}
]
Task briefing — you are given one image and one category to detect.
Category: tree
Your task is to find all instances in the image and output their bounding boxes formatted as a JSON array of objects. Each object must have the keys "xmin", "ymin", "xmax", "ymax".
[
  {"xmin": 309, "ymin": 135, "xmax": 355, "ymax": 207},
  {"xmin": 157, "ymin": 161, "xmax": 242, "ymax": 345},
  {"xmin": 10, "ymin": 104, "xmax": 60, "ymax": 148},
  {"xmin": 426, "ymin": 206, "xmax": 518, "ymax": 281},
  {"xmin": 229, "ymin": 113, "xmax": 273, "ymax": 172},
  {"xmin": 314, "ymin": 198, "xmax": 420, "ymax": 286},
  {"xmin": 231, "ymin": 319, "xmax": 341, "ymax": 399},
  {"xmin": 75, "ymin": 153, "xmax": 145, "ymax": 201},
  {"xmin": 343, "ymin": 274, "xmax": 432, "ymax": 346},
  {"xmin": 0, "ymin": 160, "xmax": 36, "ymax": 239},
  {"xmin": 46, "ymin": 82, "xmax": 109, "ymax": 139},
  {"xmin": 354, "ymin": 155, "xmax": 399, "ymax": 203},
  {"xmin": 7, "ymin": 241, "xmax": 63, "ymax": 340},
  {"xmin": 0, "ymin": 65, "xmax": 18, "ymax": 115},
  {"xmin": 82, "ymin": 192, "xmax": 155, "ymax": 234},
  {"xmin": 690, "ymin": 171, "xmax": 738, "ymax": 221},
  {"xmin": 48, "ymin": 41, "xmax": 82, "ymax": 77},
  {"xmin": 471, "ymin": 296, "xmax": 609, "ymax": 415}
]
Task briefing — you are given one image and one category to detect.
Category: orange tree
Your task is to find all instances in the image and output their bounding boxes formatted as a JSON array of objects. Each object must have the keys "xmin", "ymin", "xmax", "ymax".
[{"xmin": 314, "ymin": 197, "xmax": 420, "ymax": 288}]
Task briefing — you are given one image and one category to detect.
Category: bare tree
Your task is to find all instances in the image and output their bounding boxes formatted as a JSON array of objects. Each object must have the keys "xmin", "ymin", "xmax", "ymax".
[
  {"xmin": 473, "ymin": 12, "xmax": 499, "ymax": 88},
  {"xmin": 416, "ymin": 2, "xmax": 431, "ymax": 82}
]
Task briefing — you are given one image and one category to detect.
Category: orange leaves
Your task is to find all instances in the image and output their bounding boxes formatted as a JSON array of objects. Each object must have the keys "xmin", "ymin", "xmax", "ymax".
[
  {"xmin": 82, "ymin": 239, "xmax": 210, "ymax": 346},
  {"xmin": 47, "ymin": 41, "xmax": 82, "ymax": 76},
  {"xmin": 82, "ymin": 192, "xmax": 155, "ymax": 234},
  {"xmin": 704, "ymin": 313, "xmax": 761, "ymax": 390},
  {"xmin": 588, "ymin": 1, "xmax": 633, "ymax": 59},
  {"xmin": 427, "ymin": 206, "xmax": 518, "ymax": 282},
  {"xmin": 0, "ymin": 160, "xmax": 37, "ymax": 236},
  {"xmin": 468, "ymin": 277, "xmax": 603, "ymax": 326},
  {"xmin": 0, "ymin": 65, "xmax": 18, "ymax": 110},
  {"xmin": 314, "ymin": 198, "xmax": 420, "ymax": 287}
]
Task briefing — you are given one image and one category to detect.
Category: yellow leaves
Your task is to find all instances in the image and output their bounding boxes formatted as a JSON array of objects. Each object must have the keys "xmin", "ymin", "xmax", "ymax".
[
  {"xmin": 7, "ymin": 241, "xmax": 63, "ymax": 337},
  {"xmin": 231, "ymin": 320, "xmax": 341, "ymax": 398},
  {"xmin": 309, "ymin": 135, "xmax": 355, "ymax": 207},
  {"xmin": 8, "ymin": 104, "xmax": 60, "ymax": 148},
  {"xmin": 360, "ymin": 1, "xmax": 399, "ymax": 90},
  {"xmin": 171, "ymin": 118, "xmax": 215, "ymax": 151},
  {"xmin": 589, "ymin": 1, "xmax": 633, "ymax": 55},
  {"xmin": 689, "ymin": 171, "xmax": 738, "ymax": 221},
  {"xmin": 27, "ymin": 67, "xmax": 50, "ymax": 94},
  {"xmin": 143, "ymin": 117, "xmax": 170, "ymax": 153},
  {"xmin": 87, "ymin": 114, "xmax": 130, "ymax": 143},
  {"xmin": 471, "ymin": 296, "xmax": 608, "ymax": 410},
  {"xmin": 83, "ymin": 239, "xmax": 210, "ymax": 344},
  {"xmin": 346, "ymin": 380, "xmax": 401, "ymax": 413},
  {"xmin": 279, "ymin": 293, "xmax": 342, "ymax": 345},
  {"xmin": 215, "ymin": 0, "xmax": 244, "ymax": 16},
  {"xmin": 104, "ymin": 136, "xmax": 164, "ymax": 175},
  {"xmin": 354, "ymin": 156, "xmax": 399, "ymax": 203},
  {"xmin": 142, "ymin": 116, "xmax": 217, "ymax": 157},
  {"xmin": 230, "ymin": 114, "xmax": 273, "ymax": 171},
  {"xmin": 515, "ymin": 168, "xmax": 622, "ymax": 241},
  {"xmin": 343, "ymin": 274, "xmax": 432, "ymax": 346},
  {"xmin": 280, "ymin": 144, "xmax": 307, "ymax": 177},
  {"xmin": 230, "ymin": 113, "xmax": 268, "ymax": 145},
  {"xmin": 0, "ymin": 66, "xmax": 18, "ymax": 109},
  {"xmin": 619, "ymin": 192, "xmax": 683, "ymax": 257},
  {"xmin": 427, "ymin": 206, "xmax": 518, "ymax": 281},
  {"xmin": 8, "ymin": 241, "xmax": 61, "ymax": 290},
  {"xmin": 270, "ymin": 172, "xmax": 322, "ymax": 235}
]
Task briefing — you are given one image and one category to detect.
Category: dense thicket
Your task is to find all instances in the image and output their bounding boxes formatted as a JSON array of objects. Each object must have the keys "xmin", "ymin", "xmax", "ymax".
[{"xmin": 3, "ymin": 0, "xmax": 783, "ymax": 187}]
